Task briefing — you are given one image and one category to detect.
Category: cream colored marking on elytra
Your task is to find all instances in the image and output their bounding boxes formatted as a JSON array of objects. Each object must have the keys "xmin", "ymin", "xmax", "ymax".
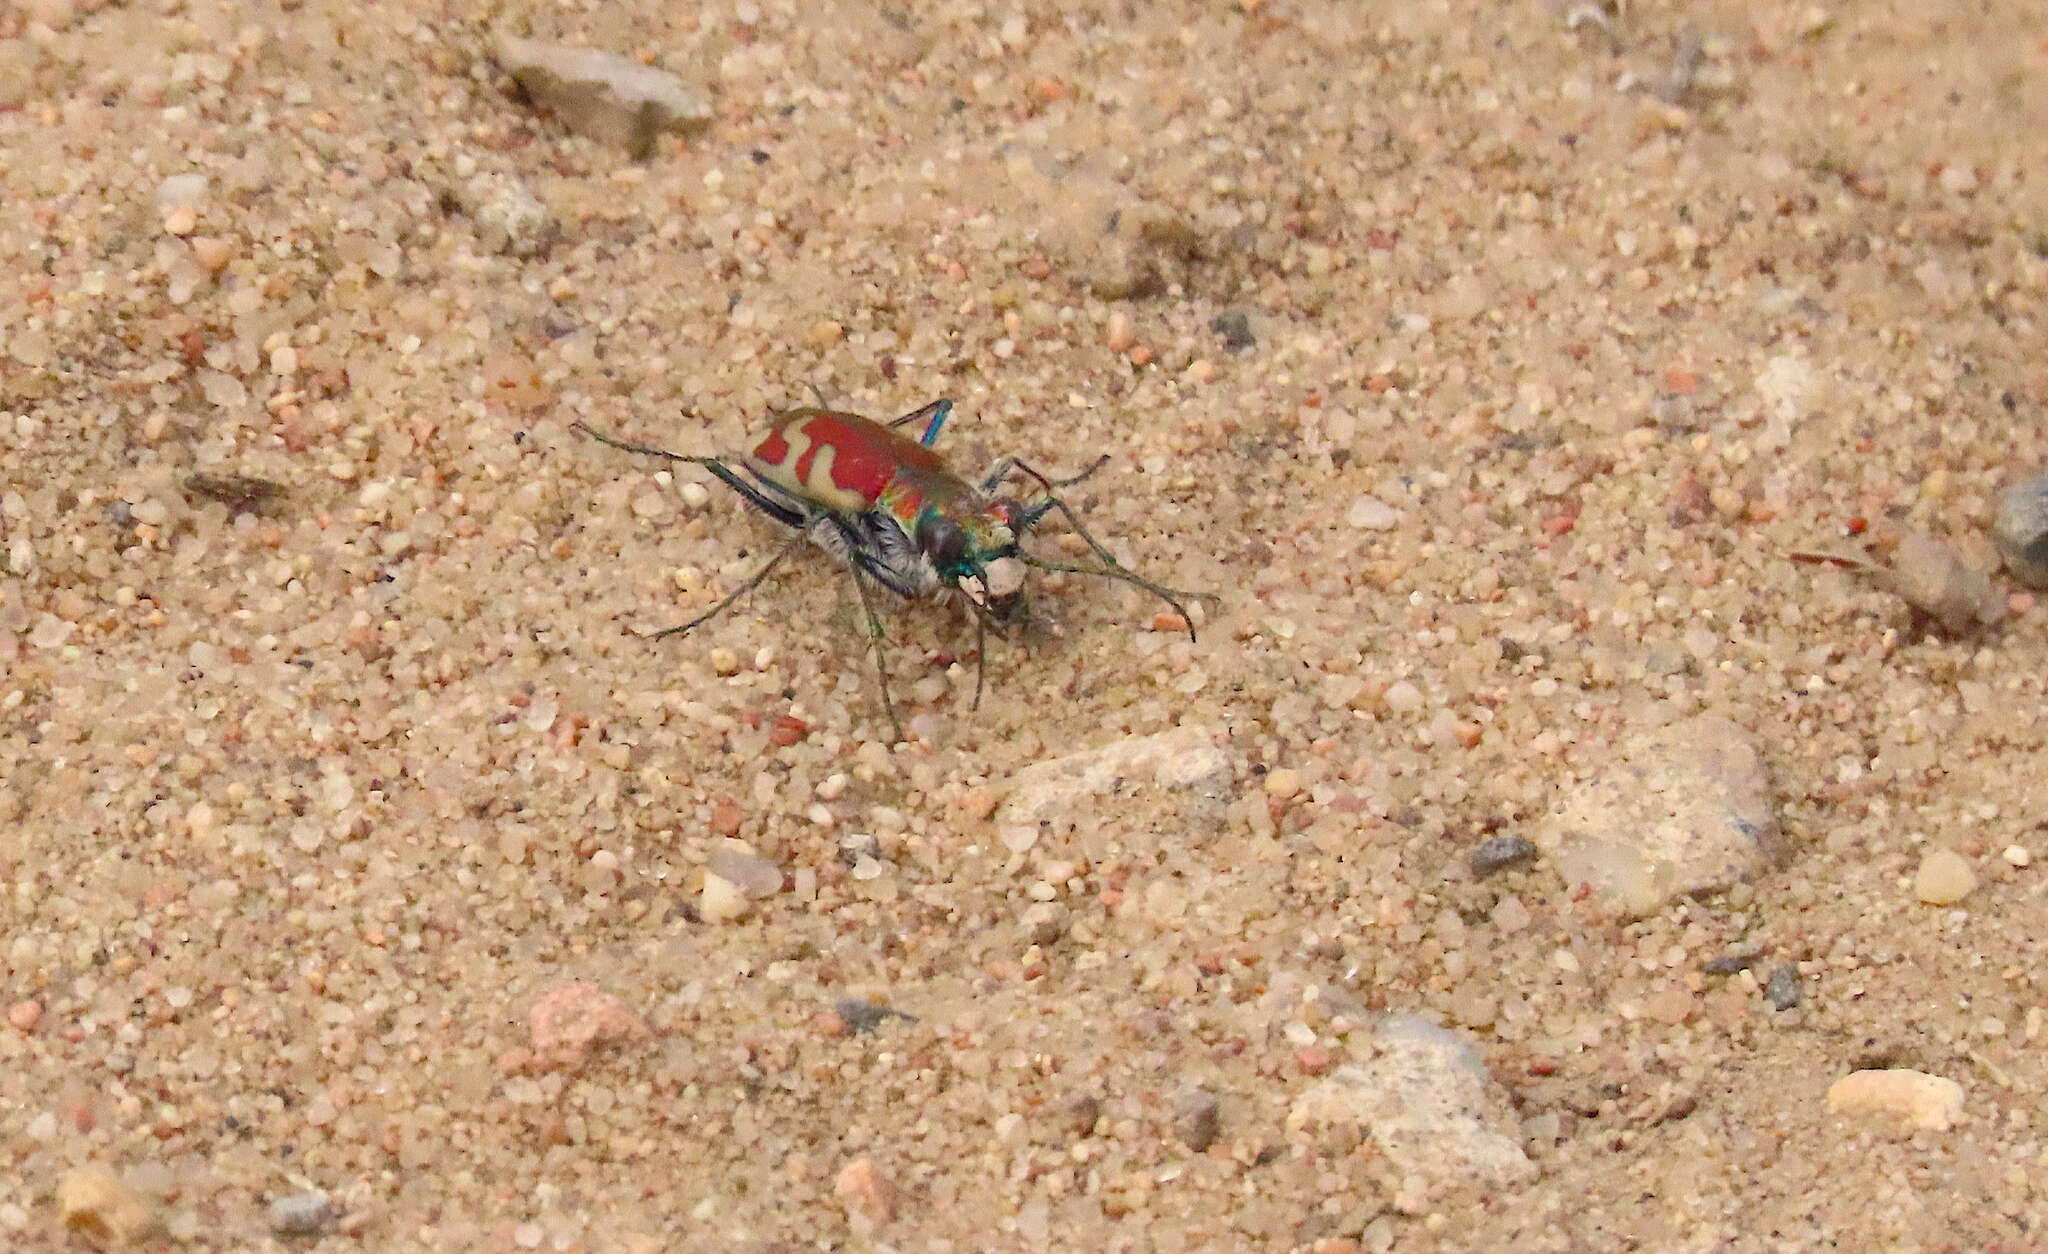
[
  {"xmin": 800, "ymin": 441, "xmax": 869, "ymax": 513},
  {"xmin": 748, "ymin": 420, "xmax": 813, "ymax": 496}
]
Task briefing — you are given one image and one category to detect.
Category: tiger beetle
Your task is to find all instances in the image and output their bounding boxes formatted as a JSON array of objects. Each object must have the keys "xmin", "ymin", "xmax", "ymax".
[{"xmin": 574, "ymin": 397, "xmax": 1210, "ymax": 741}]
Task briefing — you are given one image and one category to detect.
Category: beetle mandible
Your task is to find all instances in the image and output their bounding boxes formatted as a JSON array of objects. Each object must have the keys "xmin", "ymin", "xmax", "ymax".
[{"xmin": 574, "ymin": 397, "xmax": 1208, "ymax": 740}]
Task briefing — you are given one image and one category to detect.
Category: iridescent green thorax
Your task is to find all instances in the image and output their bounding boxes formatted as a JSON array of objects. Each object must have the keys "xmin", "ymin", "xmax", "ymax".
[{"xmin": 879, "ymin": 479, "xmax": 1016, "ymax": 573}]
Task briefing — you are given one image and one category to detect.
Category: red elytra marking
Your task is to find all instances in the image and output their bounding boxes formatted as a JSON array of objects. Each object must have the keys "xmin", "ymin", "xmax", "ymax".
[
  {"xmin": 787, "ymin": 412, "xmax": 942, "ymax": 508},
  {"xmin": 754, "ymin": 425, "xmax": 793, "ymax": 468}
]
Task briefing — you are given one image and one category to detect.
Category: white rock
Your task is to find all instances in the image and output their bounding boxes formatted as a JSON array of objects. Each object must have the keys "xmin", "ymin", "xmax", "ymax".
[
  {"xmin": 699, "ymin": 871, "xmax": 749, "ymax": 923},
  {"xmin": 1382, "ymin": 680, "xmax": 1425, "ymax": 714},
  {"xmin": 155, "ymin": 172, "xmax": 210, "ymax": 210},
  {"xmin": 707, "ymin": 846, "xmax": 783, "ymax": 898},
  {"xmin": 1536, "ymin": 714, "xmax": 1780, "ymax": 916},
  {"xmin": 266, "ymin": 1192, "xmax": 334, "ymax": 1236},
  {"xmin": 1347, "ymin": 495, "xmax": 1400, "ymax": 530},
  {"xmin": 1914, "ymin": 848, "xmax": 1977, "ymax": 905},
  {"xmin": 1289, "ymin": 1016, "xmax": 1534, "ymax": 1206},
  {"xmin": 996, "ymin": 725, "xmax": 1233, "ymax": 837},
  {"xmin": 467, "ymin": 171, "xmax": 559, "ymax": 257},
  {"xmin": 1827, "ymin": 1069, "xmax": 1964, "ymax": 1131}
]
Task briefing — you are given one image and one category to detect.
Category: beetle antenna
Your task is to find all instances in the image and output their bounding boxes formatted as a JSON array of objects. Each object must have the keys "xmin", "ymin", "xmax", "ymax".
[
  {"xmin": 572, "ymin": 421, "xmax": 717, "ymax": 468},
  {"xmin": 1041, "ymin": 454, "xmax": 1111, "ymax": 488}
]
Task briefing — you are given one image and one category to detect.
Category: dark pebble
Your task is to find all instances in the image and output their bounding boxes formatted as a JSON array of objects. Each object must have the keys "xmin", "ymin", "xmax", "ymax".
[
  {"xmin": 1470, "ymin": 835, "xmax": 1537, "ymax": 877},
  {"xmin": 1176, "ymin": 1089, "xmax": 1221, "ymax": 1152},
  {"xmin": 1702, "ymin": 950, "xmax": 1760, "ymax": 976},
  {"xmin": 1764, "ymin": 964, "xmax": 1802, "ymax": 1010},
  {"xmin": 1062, "ymin": 1094, "xmax": 1102, "ymax": 1138},
  {"xmin": 1210, "ymin": 312, "xmax": 1256, "ymax": 353},
  {"xmin": 832, "ymin": 998, "xmax": 914, "ymax": 1033}
]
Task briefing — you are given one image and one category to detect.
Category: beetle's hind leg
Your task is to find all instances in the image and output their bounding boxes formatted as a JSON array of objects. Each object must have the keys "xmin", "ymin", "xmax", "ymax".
[
  {"xmin": 649, "ymin": 530, "xmax": 808, "ymax": 642},
  {"xmin": 841, "ymin": 558, "xmax": 905, "ymax": 744}
]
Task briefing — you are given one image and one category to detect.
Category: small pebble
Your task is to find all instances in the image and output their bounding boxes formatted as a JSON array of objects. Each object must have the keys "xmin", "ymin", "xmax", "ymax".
[
  {"xmin": 2002, "ymin": 845, "xmax": 2031, "ymax": 868},
  {"xmin": 267, "ymin": 1192, "xmax": 334, "ymax": 1237},
  {"xmin": 1992, "ymin": 474, "xmax": 2048, "ymax": 588},
  {"xmin": 1382, "ymin": 681, "xmax": 1424, "ymax": 714},
  {"xmin": 527, "ymin": 982, "xmax": 651, "ymax": 1071},
  {"xmin": 1880, "ymin": 530, "xmax": 2004, "ymax": 634},
  {"xmin": 1176, "ymin": 1089, "xmax": 1221, "ymax": 1152},
  {"xmin": 1183, "ymin": 359, "xmax": 1216, "ymax": 385},
  {"xmin": 156, "ymin": 172, "xmax": 208, "ymax": 209},
  {"xmin": 707, "ymin": 847, "xmax": 783, "ymax": 898},
  {"xmin": 188, "ymin": 236, "xmax": 233, "ymax": 272},
  {"xmin": 1062, "ymin": 1094, "xmax": 1103, "ymax": 1137},
  {"xmin": 1210, "ymin": 311, "xmax": 1256, "ymax": 353},
  {"xmin": 1262, "ymin": 768, "xmax": 1301, "ymax": 799},
  {"xmin": 832, "ymin": 998, "xmax": 913, "ymax": 1033},
  {"xmin": 1469, "ymin": 835, "xmax": 1536, "ymax": 877},
  {"xmin": 834, "ymin": 1157, "xmax": 899, "ymax": 1222},
  {"xmin": 57, "ymin": 1168, "xmax": 158, "ymax": 1245},
  {"xmin": 1764, "ymin": 963, "xmax": 1802, "ymax": 1011},
  {"xmin": 1701, "ymin": 949, "xmax": 1760, "ymax": 976},
  {"xmin": 700, "ymin": 870, "xmax": 750, "ymax": 922},
  {"xmin": 1914, "ymin": 848, "xmax": 1977, "ymax": 905},
  {"xmin": 1347, "ymin": 495, "xmax": 1400, "ymax": 530},
  {"xmin": 6, "ymin": 1000, "xmax": 41, "ymax": 1032},
  {"xmin": 1105, "ymin": 311, "xmax": 1136, "ymax": 353},
  {"xmin": 1826, "ymin": 1069, "xmax": 1964, "ymax": 1131}
]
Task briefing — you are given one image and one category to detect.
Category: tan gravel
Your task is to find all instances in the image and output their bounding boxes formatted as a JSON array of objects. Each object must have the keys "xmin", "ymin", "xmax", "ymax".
[{"xmin": 4, "ymin": 0, "xmax": 2047, "ymax": 1250}]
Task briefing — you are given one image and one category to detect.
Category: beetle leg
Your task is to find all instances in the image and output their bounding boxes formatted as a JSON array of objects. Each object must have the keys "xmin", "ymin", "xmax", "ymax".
[
  {"xmin": 888, "ymin": 398, "xmax": 953, "ymax": 448},
  {"xmin": 1008, "ymin": 460, "xmax": 1215, "ymax": 645},
  {"xmin": 649, "ymin": 529, "xmax": 808, "ymax": 642},
  {"xmin": 572, "ymin": 421, "xmax": 811, "ymax": 530},
  {"xmin": 970, "ymin": 602, "xmax": 989, "ymax": 712},
  {"xmin": 843, "ymin": 558, "xmax": 905, "ymax": 744},
  {"xmin": 978, "ymin": 453, "xmax": 1110, "ymax": 495}
]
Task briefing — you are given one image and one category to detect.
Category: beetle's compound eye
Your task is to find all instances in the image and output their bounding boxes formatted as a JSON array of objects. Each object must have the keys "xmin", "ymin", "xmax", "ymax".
[{"xmin": 917, "ymin": 514, "xmax": 969, "ymax": 568}]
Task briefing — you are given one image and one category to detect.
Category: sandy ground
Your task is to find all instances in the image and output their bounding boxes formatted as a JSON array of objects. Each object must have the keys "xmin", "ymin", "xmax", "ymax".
[{"xmin": 4, "ymin": 0, "xmax": 2048, "ymax": 1249}]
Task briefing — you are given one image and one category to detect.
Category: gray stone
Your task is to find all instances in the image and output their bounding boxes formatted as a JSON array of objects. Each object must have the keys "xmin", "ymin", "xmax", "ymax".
[
  {"xmin": 466, "ymin": 172, "xmax": 559, "ymax": 257},
  {"xmin": 1765, "ymin": 963, "xmax": 1802, "ymax": 1011},
  {"xmin": 498, "ymin": 36, "xmax": 713, "ymax": 159},
  {"xmin": 1993, "ymin": 474, "xmax": 2048, "ymax": 589},
  {"xmin": 1536, "ymin": 714, "xmax": 1780, "ymax": 916},
  {"xmin": 1470, "ymin": 834, "xmax": 1537, "ymax": 877},
  {"xmin": 266, "ymin": 1192, "xmax": 334, "ymax": 1237}
]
